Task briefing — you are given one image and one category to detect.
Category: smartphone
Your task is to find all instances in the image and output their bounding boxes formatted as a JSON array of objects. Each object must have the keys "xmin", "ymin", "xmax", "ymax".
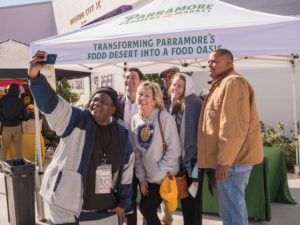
[{"xmin": 46, "ymin": 54, "xmax": 57, "ymax": 64}]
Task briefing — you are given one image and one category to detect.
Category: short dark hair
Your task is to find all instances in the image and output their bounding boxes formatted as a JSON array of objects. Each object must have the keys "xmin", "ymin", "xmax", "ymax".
[
  {"xmin": 213, "ymin": 49, "xmax": 234, "ymax": 63},
  {"xmin": 159, "ymin": 67, "xmax": 180, "ymax": 78},
  {"xmin": 8, "ymin": 83, "xmax": 20, "ymax": 96},
  {"xmin": 128, "ymin": 68, "xmax": 144, "ymax": 81}
]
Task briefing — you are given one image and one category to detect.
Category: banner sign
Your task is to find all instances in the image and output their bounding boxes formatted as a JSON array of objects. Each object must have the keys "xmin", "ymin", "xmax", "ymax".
[{"xmin": 87, "ymin": 33, "xmax": 222, "ymax": 62}]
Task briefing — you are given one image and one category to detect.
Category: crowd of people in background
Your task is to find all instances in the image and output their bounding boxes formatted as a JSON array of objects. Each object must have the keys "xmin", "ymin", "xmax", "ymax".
[
  {"xmin": 0, "ymin": 48, "xmax": 263, "ymax": 225},
  {"xmin": 0, "ymin": 80, "xmax": 59, "ymax": 167}
]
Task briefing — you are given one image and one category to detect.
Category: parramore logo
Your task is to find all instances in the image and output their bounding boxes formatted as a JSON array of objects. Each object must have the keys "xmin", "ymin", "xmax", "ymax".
[{"xmin": 120, "ymin": 4, "xmax": 213, "ymax": 25}]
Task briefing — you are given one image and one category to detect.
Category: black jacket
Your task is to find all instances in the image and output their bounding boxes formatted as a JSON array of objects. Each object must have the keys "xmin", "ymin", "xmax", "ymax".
[{"xmin": 0, "ymin": 86, "xmax": 28, "ymax": 127}]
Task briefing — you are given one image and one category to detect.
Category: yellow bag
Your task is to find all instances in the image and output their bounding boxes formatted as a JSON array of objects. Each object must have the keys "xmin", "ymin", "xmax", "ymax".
[{"xmin": 160, "ymin": 174, "xmax": 178, "ymax": 211}]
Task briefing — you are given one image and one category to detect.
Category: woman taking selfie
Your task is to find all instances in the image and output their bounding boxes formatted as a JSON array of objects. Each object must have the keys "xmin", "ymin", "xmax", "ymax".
[
  {"xmin": 27, "ymin": 51, "xmax": 134, "ymax": 225},
  {"xmin": 130, "ymin": 81, "xmax": 181, "ymax": 225}
]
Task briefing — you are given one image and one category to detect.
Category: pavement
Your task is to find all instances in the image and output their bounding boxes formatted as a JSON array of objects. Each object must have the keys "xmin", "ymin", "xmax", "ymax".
[{"xmin": 0, "ymin": 168, "xmax": 299, "ymax": 225}]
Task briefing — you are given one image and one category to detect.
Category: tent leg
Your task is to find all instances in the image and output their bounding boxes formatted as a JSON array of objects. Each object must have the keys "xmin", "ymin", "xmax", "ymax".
[
  {"xmin": 35, "ymin": 167, "xmax": 46, "ymax": 221},
  {"xmin": 34, "ymin": 101, "xmax": 46, "ymax": 220},
  {"xmin": 291, "ymin": 61, "xmax": 300, "ymax": 175},
  {"xmin": 34, "ymin": 100, "xmax": 43, "ymax": 171}
]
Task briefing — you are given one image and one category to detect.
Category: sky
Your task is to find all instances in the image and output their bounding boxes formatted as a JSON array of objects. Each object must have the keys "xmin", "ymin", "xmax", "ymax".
[{"xmin": 0, "ymin": 0, "xmax": 50, "ymax": 7}]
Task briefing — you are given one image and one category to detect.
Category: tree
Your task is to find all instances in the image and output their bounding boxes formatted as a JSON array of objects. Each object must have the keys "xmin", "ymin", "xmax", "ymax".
[
  {"xmin": 143, "ymin": 72, "xmax": 193, "ymax": 85},
  {"xmin": 143, "ymin": 73, "xmax": 161, "ymax": 85},
  {"xmin": 260, "ymin": 121, "xmax": 296, "ymax": 170},
  {"xmin": 56, "ymin": 80, "xmax": 80, "ymax": 105}
]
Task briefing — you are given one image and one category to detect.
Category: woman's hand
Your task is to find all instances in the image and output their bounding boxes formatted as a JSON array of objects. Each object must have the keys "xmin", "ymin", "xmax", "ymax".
[
  {"xmin": 140, "ymin": 180, "xmax": 149, "ymax": 196},
  {"xmin": 108, "ymin": 206, "xmax": 125, "ymax": 225},
  {"xmin": 28, "ymin": 51, "xmax": 48, "ymax": 79}
]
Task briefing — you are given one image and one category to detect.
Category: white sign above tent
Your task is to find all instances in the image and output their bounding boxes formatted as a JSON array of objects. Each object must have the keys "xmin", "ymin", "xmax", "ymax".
[{"xmin": 52, "ymin": 0, "xmax": 140, "ymax": 34}]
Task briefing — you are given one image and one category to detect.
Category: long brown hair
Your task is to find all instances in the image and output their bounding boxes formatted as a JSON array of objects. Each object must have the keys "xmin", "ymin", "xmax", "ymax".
[{"xmin": 169, "ymin": 73, "xmax": 186, "ymax": 114}]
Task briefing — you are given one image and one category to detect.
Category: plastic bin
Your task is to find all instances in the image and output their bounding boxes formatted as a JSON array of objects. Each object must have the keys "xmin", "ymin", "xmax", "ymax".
[{"xmin": 2, "ymin": 158, "xmax": 36, "ymax": 225}]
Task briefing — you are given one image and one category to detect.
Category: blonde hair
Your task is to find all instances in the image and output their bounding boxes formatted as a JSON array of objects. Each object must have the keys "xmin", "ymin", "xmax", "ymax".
[
  {"xmin": 169, "ymin": 73, "xmax": 186, "ymax": 114},
  {"xmin": 137, "ymin": 81, "xmax": 164, "ymax": 110}
]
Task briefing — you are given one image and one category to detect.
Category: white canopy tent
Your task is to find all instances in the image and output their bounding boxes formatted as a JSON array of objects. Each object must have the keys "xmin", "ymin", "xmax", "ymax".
[
  {"xmin": 30, "ymin": 0, "xmax": 300, "ymax": 170},
  {"xmin": 30, "ymin": 0, "xmax": 300, "ymax": 71}
]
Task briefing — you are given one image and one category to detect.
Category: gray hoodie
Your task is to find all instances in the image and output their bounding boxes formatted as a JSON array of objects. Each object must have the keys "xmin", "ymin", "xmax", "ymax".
[{"xmin": 130, "ymin": 109, "xmax": 181, "ymax": 184}]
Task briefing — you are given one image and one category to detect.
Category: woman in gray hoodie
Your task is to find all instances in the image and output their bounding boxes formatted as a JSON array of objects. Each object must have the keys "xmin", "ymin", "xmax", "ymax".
[{"xmin": 130, "ymin": 81, "xmax": 181, "ymax": 225}]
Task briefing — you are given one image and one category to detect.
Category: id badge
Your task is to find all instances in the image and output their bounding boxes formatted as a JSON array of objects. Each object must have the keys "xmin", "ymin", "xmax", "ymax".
[{"xmin": 95, "ymin": 164, "xmax": 112, "ymax": 194}]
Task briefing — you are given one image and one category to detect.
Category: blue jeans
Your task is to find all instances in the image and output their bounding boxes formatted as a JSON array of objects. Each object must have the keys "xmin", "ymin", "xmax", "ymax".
[{"xmin": 217, "ymin": 170, "xmax": 251, "ymax": 225}]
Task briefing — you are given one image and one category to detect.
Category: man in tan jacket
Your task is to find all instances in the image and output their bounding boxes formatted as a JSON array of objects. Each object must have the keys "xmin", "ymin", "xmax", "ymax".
[{"xmin": 198, "ymin": 49, "xmax": 263, "ymax": 225}]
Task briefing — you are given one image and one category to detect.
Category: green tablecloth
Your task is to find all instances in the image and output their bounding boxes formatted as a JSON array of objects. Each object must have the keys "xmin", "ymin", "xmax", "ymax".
[{"xmin": 202, "ymin": 147, "xmax": 297, "ymax": 221}]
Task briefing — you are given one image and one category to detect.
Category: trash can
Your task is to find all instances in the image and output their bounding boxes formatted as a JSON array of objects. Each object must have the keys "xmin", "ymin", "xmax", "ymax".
[{"xmin": 2, "ymin": 158, "xmax": 36, "ymax": 225}]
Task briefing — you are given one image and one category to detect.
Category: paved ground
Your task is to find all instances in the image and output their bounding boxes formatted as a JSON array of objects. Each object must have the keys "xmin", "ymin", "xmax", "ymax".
[{"xmin": 0, "ymin": 166, "xmax": 299, "ymax": 225}]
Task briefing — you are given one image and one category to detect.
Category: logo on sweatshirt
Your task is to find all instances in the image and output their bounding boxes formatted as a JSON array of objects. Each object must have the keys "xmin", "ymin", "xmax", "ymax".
[{"xmin": 137, "ymin": 123, "xmax": 154, "ymax": 149}]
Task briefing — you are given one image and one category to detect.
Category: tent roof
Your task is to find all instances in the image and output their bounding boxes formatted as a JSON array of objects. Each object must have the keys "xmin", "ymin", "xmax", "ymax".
[
  {"xmin": 31, "ymin": 0, "xmax": 300, "ymax": 73},
  {"xmin": 0, "ymin": 39, "xmax": 91, "ymax": 80}
]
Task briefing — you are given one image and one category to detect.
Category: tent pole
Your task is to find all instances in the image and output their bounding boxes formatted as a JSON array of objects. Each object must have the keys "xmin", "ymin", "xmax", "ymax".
[
  {"xmin": 291, "ymin": 59, "xmax": 299, "ymax": 175},
  {"xmin": 34, "ymin": 102, "xmax": 43, "ymax": 171},
  {"xmin": 34, "ymin": 103, "xmax": 46, "ymax": 221}
]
